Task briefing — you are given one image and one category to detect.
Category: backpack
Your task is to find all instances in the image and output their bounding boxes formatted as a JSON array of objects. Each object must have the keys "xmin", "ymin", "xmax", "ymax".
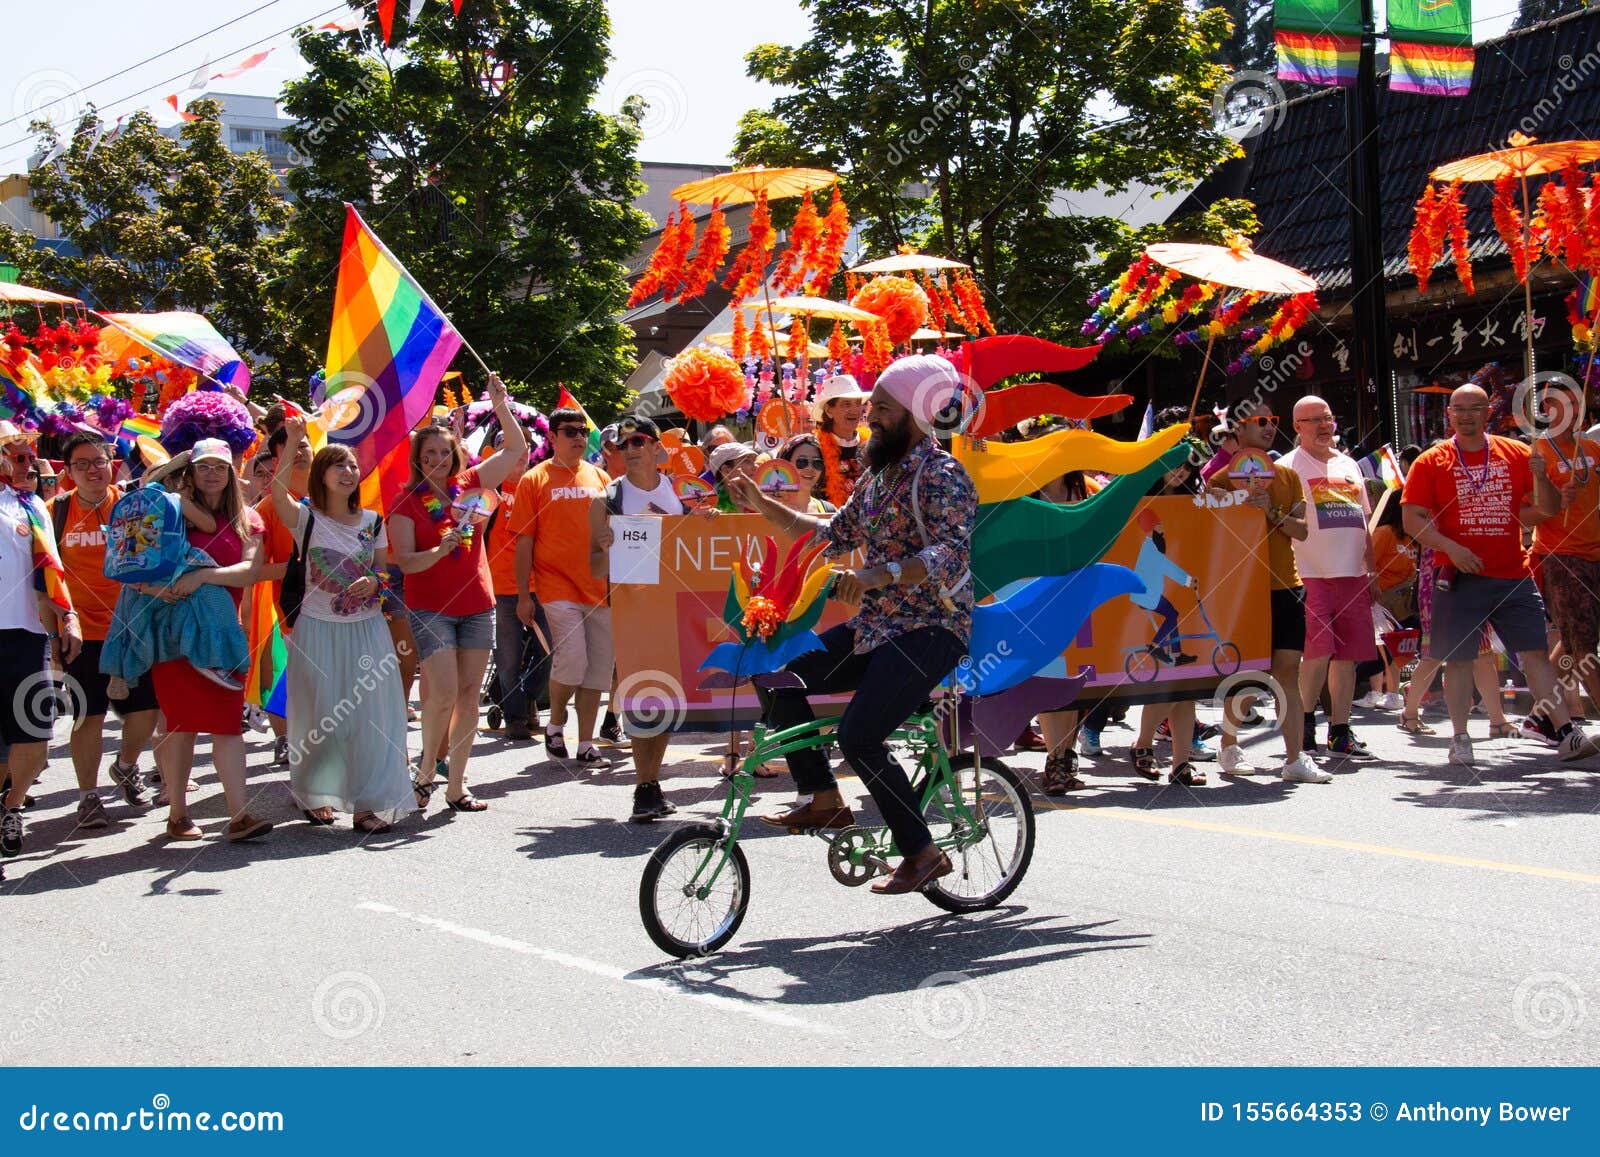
[
  {"xmin": 280, "ymin": 506, "xmax": 316, "ymax": 630},
  {"xmin": 103, "ymin": 484, "xmax": 189, "ymax": 584}
]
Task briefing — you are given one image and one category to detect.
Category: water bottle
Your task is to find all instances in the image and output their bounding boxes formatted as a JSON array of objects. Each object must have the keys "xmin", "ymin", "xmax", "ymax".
[{"xmin": 1435, "ymin": 563, "xmax": 1456, "ymax": 593}]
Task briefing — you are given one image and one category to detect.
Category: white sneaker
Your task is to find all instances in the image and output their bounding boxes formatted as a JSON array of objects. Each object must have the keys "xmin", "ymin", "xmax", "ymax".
[
  {"xmin": 1353, "ymin": 691, "xmax": 1384, "ymax": 709},
  {"xmin": 1217, "ymin": 745, "xmax": 1258, "ymax": 776},
  {"xmin": 1377, "ymin": 691, "xmax": 1404, "ymax": 711},
  {"xmin": 1558, "ymin": 728, "xmax": 1600, "ymax": 763},
  {"xmin": 1280, "ymin": 753, "xmax": 1332, "ymax": 783},
  {"xmin": 1448, "ymin": 735, "xmax": 1476, "ymax": 767}
]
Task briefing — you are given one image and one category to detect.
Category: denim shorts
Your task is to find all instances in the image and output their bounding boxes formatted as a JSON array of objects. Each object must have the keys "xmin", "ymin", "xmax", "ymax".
[
  {"xmin": 408, "ymin": 608, "xmax": 495, "ymax": 661},
  {"xmin": 1427, "ymin": 574, "xmax": 1547, "ymax": 663}
]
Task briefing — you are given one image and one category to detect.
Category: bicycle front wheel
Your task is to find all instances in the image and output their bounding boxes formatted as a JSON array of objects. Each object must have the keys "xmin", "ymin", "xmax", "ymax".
[
  {"xmin": 638, "ymin": 823, "xmax": 751, "ymax": 958},
  {"xmin": 921, "ymin": 757, "xmax": 1035, "ymax": 914}
]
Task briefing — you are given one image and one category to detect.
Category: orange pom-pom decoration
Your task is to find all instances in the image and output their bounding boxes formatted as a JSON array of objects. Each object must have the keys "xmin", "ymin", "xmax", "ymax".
[
  {"xmin": 663, "ymin": 347, "xmax": 747, "ymax": 422},
  {"xmin": 851, "ymin": 275, "xmax": 929, "ymax": 345},
  {"xmin": 741, "ymin": 594, "xmax": 784, "ymax": 640}
]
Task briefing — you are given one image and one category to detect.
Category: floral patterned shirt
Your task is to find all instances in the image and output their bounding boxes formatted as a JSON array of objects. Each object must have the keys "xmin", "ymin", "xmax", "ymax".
[{"xmin": 820, "ymin": 434, "xmax": 976, "ymax": 654}]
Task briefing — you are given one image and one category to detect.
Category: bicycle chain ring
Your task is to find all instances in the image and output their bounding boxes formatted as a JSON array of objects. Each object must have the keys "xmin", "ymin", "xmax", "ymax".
[{"xmin": 827, "ymin": 826, "xmax": 884, "ymax": 887}]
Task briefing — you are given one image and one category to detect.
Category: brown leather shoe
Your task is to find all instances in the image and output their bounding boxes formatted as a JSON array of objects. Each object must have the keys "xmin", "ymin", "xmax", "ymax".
[
  {"xmin": 225, "ymin": 813, "xmax": 273, "ymax": 843},
  {"xmin": 759, "ymin": 798, "xmax": 855, "ymax": 833},
  {"xmin": 871, "ymin": 848, "xmax": 953, "ymax": 894}
]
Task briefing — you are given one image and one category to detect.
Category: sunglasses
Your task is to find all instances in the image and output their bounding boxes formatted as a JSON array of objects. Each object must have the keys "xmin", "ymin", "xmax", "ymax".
[
  {"xmin": 620, "ymin": 435, "xmax": 656, "ymax": 450},
  {"xmin": 554, "ymin": 425, "xmax": 588, "ymax": 438},
  {"xmin": 789, "ymin": 455, "xmax": 823, "ymax": 469},
  {"xmin": 1237, "ymin": 415, "xmax": 1279, "ymax": 429},
  {"xmin": 5, "ymin": 449, "xmax": 36, "ymax": 462}
]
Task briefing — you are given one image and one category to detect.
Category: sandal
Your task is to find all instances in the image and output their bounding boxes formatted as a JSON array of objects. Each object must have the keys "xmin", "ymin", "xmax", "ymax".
[
  {"xmin": 166, "ymin": 816, "xmax": 202, "ymax": 841},
  {"xmin": 411, "ymin": 771, "xmax": 437, "ymax": 812},
  {"xmin": 302, "ymin": 808, "xmax": 336, "ymax": 826},
  {"xmin": 722, "ymin": 752, "xmax": 782, "ymax": 780},
  {"xmin": 1041, "ymin": 752, "xmax": 1087, "ymax": 796},
  {"xmin": 1131, "ymin": 746, "xmax": 1161, "ymax": 781},
  {"xmin": 1397, "ymin": 715, "xmax": 1436, "ymax": 736},
  {"xmin": 445, "ymin": 792, "xmax": 488, "ymax": 812},
  {"xmin": 353, "ymin": 812, "xmax": 393, "ymax": 834},
  {"xmin": 1488, "ymin": 722, "xmax": 1518, "ymax": 739},
  {"xmin": 1169, "ymin": 760, "xmax": 1207, "ymax": 786}
]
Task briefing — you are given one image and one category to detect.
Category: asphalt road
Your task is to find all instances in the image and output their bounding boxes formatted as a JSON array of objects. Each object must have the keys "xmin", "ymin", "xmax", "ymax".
[{"xmin": 5, "ymin": 697, "xmax": 1600, "ymax": 1066}]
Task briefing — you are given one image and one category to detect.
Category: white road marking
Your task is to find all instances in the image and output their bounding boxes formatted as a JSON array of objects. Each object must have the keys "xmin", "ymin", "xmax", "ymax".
[{"xmin": 357, "ymin": 901, "xmax": 840, "ymax": 1035}]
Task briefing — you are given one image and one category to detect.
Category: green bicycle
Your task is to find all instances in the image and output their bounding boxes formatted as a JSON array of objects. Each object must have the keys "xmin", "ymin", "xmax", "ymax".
[{"xmin": 638, "ymin": 703, "xmax": 1036, "ymax": 958}]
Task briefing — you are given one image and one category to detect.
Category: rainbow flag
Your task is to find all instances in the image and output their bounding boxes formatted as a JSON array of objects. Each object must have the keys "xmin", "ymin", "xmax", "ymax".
[
  {"xmin": 1389, "ymin": 41, "xmax": 1473, "ymax": 95},
  {"xmin": 1274, "ymin": 30, "xmax": 1360, "ymax": 86},
  {"xmin": 1578, "ymin": 274, "xmax": 1600, "ymax": 322},
  {"xmin": 96, "ymin": 311, "xmax": 251, "ymax": 391},
  {"xmin": 0, "ymin": 357, "xmax": 42, "ymax": 419},
  {"xmin": 245, "ymin": 587, "xmax": 288, "ymax": 715},
  {"xmin": 1360, "ymin": 443, "xmax": 1406, "ymax": 490},
  {"xmin": 119, "ymin": 413, "xmax": 161, "ymax": 440},
  {"xmin": 557, "ymin": 384, "xmax": 603, "ymax": 459},
  {"xmin": 325, "ymin": 204, "xmax": 464, "ymax": 513}
]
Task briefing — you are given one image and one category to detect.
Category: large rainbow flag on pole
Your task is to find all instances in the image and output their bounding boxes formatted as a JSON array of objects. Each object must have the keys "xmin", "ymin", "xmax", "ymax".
[
  {"xmin": 96, "ymin": 311, "xmax": 252, "ymax": 391},
  {"xmin": 1387, "ymin": 0, "xmax": 1473, "ymax": 96},
  {"xmin": 324, "ymin": 203, "xmax": 464, "ymax": 514}
]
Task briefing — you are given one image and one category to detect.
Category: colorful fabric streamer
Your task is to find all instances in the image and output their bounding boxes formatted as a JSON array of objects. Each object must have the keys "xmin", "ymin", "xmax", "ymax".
[
  {"xmin": 324, "ymin": 203, "xmax": 464, "ymax": 514},
  {"xmin": 967, "ymin": 381, "xmax": 1132, "ymax": 439},
  {"xmin": 957, "ymin": 335, "xmax": 1103, "ymax": 393},
  {"xmin": 954, "ymin": 422, "xmax": 1190, "ymax": 506}
]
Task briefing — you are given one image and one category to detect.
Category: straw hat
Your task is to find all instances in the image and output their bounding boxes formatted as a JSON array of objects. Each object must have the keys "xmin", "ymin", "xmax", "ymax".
[{"xmin": 0, "ymin": 420, "xmax": 39, "ymax": 449}]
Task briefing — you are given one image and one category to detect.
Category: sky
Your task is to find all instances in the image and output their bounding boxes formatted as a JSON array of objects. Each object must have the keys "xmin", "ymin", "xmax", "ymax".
[{"xmin": 0, "ymin": 0, "xmax": 1525, "ymax": 177}]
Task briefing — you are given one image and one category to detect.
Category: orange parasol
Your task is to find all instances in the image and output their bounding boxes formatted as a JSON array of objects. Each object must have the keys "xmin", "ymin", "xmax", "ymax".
[
  {"xmin": 0, "ymin": 282, "xmax": 81, "ymax": 306},
  {"xmin": 760, "ymin": 295, "xmax": 879, "ymax": 324},
  {"xmin": 670, "ymin": 165, "xmax": 838, "ymax": 207},
  {"xmin": 909, "ymin": 327, "xmax": 965, "ymax": 342},
  {"xmin": 1427, "ymin": 133, "xmax": 1600, "ymax": 379},
  {"xmin": 1143, "ymin": 236, "xmax": 1317, "ymax": 418},
  {"xmin": 705, "ymin": 331, "xmax": 829, "ymax": 359}
]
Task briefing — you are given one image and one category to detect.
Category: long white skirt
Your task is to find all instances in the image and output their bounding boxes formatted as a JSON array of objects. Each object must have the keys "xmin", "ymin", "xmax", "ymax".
[{"xmin": 287, "ymin": 613, "xmax": 413, "ymax": 822}]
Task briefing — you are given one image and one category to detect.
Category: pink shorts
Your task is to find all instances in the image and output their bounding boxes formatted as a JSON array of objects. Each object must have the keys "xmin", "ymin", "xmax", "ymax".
[{"xmin": 1304, "ymin": 575, "xmax": 1379, "ymax": 662}]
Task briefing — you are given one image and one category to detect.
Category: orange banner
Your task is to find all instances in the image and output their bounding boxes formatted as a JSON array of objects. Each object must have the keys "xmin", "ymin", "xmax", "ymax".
[{"xmin": 610, "ymin": 494, "xmax": 1272, "ymax": 729}]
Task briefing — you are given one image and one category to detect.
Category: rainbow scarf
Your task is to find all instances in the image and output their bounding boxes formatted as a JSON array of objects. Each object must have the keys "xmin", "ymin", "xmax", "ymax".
[{"xmin": 16, "ymin": 488, "xmax": 72, "ymax": 615}]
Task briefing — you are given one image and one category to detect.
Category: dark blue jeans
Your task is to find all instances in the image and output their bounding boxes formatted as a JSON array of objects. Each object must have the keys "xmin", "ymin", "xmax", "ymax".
[
  {"xmin": 765, "ymin": 623, "xmax": 966, "ymax": 858},
  {"xmin": 493, "ymin": 595, "xmax": 550, "ymax": 727}
]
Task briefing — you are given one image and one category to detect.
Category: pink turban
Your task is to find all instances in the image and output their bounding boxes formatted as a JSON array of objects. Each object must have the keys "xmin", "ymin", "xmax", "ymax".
[{"xmin": 872, "ymin": 355, "xmax": 962, "ymax": 432}]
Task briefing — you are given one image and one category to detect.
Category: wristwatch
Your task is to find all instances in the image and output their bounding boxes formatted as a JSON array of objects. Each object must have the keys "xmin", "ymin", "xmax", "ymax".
[{"xmin": 885, "ymin": 561, "xmax": 903, "ymax": 586}]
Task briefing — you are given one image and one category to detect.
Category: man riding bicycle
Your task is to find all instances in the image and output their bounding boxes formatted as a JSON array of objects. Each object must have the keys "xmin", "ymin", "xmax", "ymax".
[{"xmin": 728, "ymin": 356, "xmax": 977, "ymax": 895}]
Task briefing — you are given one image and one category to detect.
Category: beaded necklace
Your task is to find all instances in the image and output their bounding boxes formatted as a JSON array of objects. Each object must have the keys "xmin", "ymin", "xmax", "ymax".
[
  {"xmin": 860, "ymin": 459, "xmax": 912, "ymax": 538},
  {"xmin": 416, "ymin": 478, "xmax": 463, "ymax": 554},
  {"xmin": 1452, "ymin": 436, "xmax": 1490, "ymax": 492}
]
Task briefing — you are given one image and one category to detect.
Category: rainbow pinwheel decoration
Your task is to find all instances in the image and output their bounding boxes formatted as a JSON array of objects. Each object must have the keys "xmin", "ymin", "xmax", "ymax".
[{"xmin": 700, "ymin": 530, "xmax": 835, "ymax": 681}]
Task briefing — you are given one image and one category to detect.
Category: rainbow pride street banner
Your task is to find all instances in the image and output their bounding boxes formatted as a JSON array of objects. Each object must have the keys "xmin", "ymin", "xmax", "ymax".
[
  {"xmin": 324, "ymin": 203, "xmax": 464, "ymax": 514},
  {"xmin": 1387, "ymin": 0, "xmax": 1473, "ymax": 95},
  {"xmin": 96, "ymin": 310, "xmax": 251, "ymax": 391},
  {"xmin": 1274, "ymin": 0, "xmax": 1361, "ymax": 87}
]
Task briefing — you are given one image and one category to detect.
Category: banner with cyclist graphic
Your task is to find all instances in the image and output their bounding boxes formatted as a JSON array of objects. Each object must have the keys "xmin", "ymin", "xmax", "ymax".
[{"xmin": 609, "ymin": 496, "xmax": 1271, "ymax": 730}]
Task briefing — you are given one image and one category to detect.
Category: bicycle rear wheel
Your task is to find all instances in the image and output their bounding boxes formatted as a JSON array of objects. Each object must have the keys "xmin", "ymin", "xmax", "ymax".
[
  {"xmin": 638, "ymin": 823, "xmax": 751, "ymax": 958},
  {"xmin": 921, "ymin": 757, "xmax": 1034, "ymax": 913}
]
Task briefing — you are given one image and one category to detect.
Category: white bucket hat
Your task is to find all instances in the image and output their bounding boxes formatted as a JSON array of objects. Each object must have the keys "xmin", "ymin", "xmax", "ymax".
[{"xmin": 809, "ymin": 374, "xmax": 868, "ymax": 423}]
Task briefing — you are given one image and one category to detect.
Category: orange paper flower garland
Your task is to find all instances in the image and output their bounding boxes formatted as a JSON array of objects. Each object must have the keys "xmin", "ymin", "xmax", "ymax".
[
  {"xmin": 678, "ymin": 203, "xmax": 730, "ymax": 302},
  {"xmin": 1408, "ymin": 183, "xmax": 1444, "ymax": 295},
  {"xmin": 662, "ymin": 347, "xmax": 747, "ymax": 421},
  {"xmin": 850, "ymin": 275, "xmax": 929, "ymax": 344},
  {"xmin": 1493, "ymin": 172, "xmax": 1536, "ymax": 283},
  {"xmin": 809, "ymin": 187, "xmax": 851, "ymax": 296},
  {"xmin": 731, "ymin": 311, "xmax": 749, "ymax": 360},
  {"xmin": 773, "ymin": 190, "xmax": 822, "ymax": 296},
  {"xmin": 827, "ymin": 320, "xmax": 849, "ymax": 363},
  {"xmin": 724, "ymin": 191, "xmax": 775, "ymax": 304}
]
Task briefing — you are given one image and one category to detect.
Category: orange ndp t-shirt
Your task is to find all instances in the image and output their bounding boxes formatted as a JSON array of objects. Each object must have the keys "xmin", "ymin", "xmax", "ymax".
[
  {"xmin": 53, "ymin": 486, "xmax": 123, "ymax": 641},
  {"xmin": 1402, "ymin": 435, "xmax": 1533, "ymax": 580},
  {"xmin": 254, "ymin": 489, "xmax": 304, "ymax": 617},
  {"xmin": 486, "ymin": 482, "xmax": 534, "ymax": 597},
  {"xmin": 509, "ymin": 459, "xmax": 609, "ymax": 606},
  {"xmin": 1530, "ymin": 435, "xmax": 1600, "ymax": 561}
]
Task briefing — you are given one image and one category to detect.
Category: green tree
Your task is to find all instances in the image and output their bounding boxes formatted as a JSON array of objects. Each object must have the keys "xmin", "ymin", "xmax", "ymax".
[
  {"xmin": 1511, "ymin": 0, "xmax": 1589, "ymax": 29},
  {"xmin": 735, "ymin": 0, "xmax": 1240, "ymax": 343},
  {"xmin": 1213, "ymin": 0, "xmax": 1275, "ymax": 74},
  {"xmin": 280, "ymin": 0, "xmax": 650, "ymax": 415},
  {"xmin": 23, "ymin": 100, "xmax": 299, "ymax": 382}
]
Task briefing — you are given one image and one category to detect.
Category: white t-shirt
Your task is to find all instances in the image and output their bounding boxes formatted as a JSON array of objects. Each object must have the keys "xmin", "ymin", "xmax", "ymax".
[
  {"xmin": 292, "ymin": 505, "xmax": 386, "ymax": 623},
  {"xmin": 616, "ymin": 474, "xmax": 685, "ymax": 516},
  {"xmin": 1280, "ymin": 446, "xmax": 1371, "ymax": 579},
  {"xmin": 0, "ymin": 489, "xmax": 48, "ymax": 634}
]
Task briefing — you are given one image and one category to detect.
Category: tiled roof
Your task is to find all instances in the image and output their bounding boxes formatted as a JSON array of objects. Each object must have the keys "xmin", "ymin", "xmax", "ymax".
[{"xmin": 1181, "ymin": 8, "xmax": 1600, "ymax": 291}]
